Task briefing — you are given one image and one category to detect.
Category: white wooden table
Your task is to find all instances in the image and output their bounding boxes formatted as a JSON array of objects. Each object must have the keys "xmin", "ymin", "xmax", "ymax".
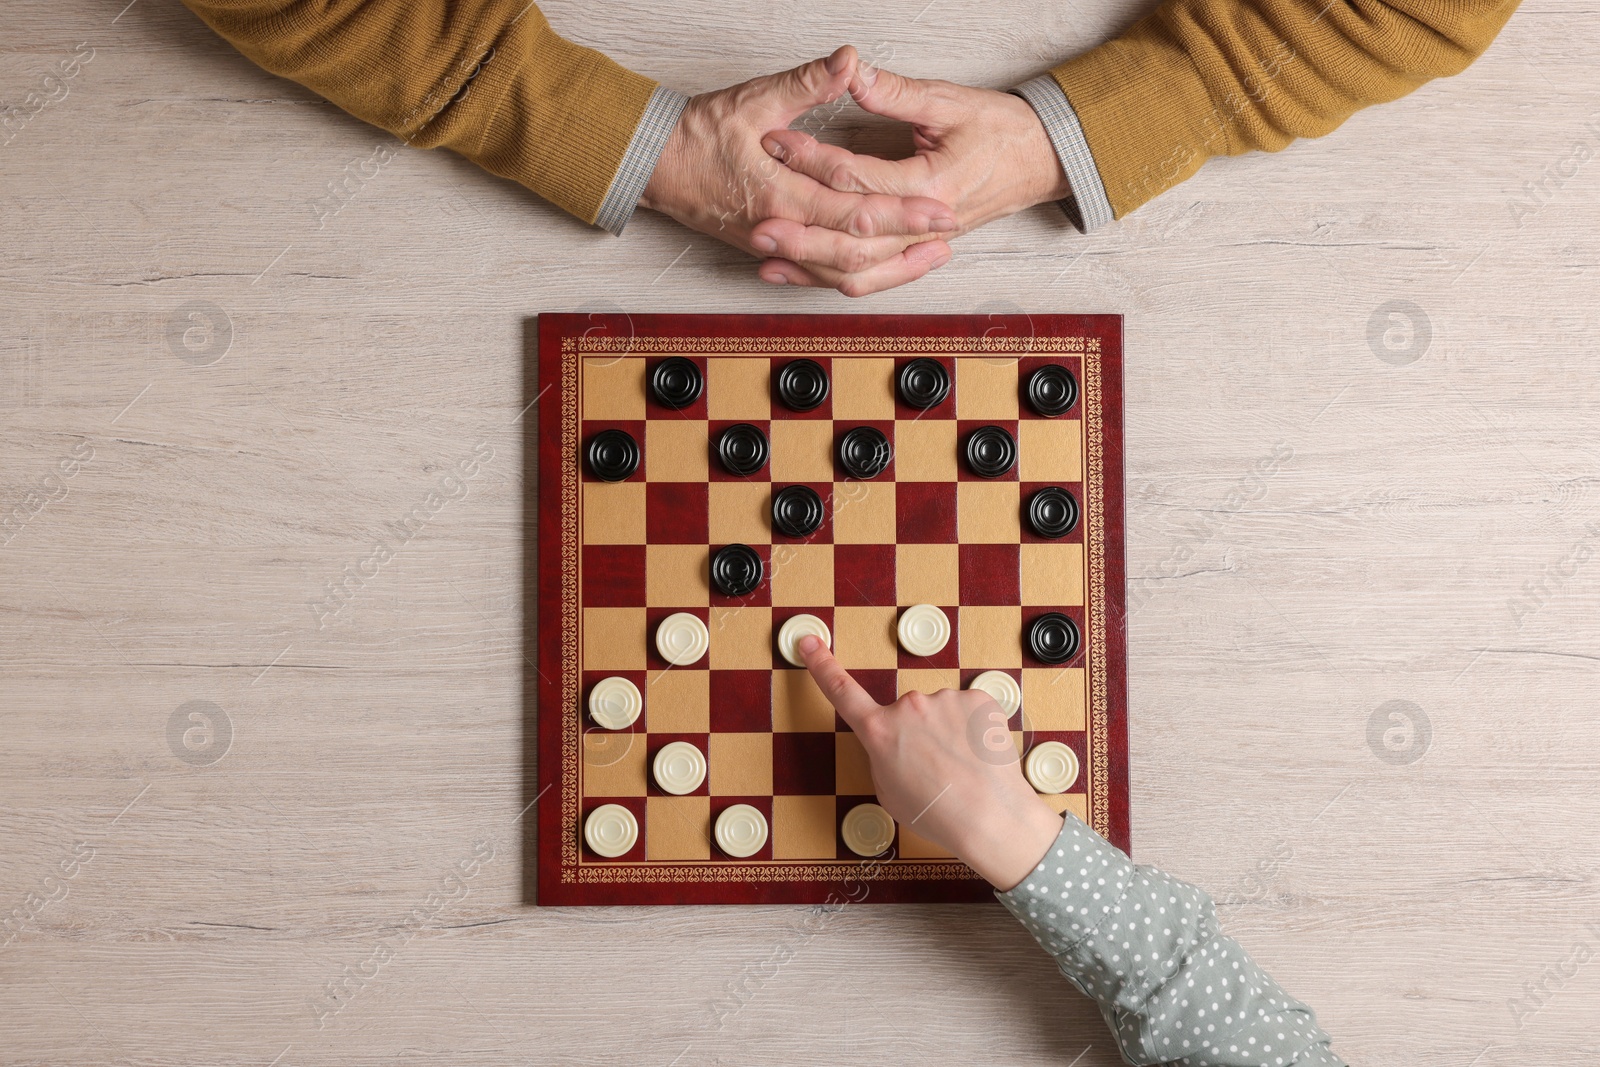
[{"xmin": 4, "ymin": 1, "xmax": 1598, "ymax": 1063}]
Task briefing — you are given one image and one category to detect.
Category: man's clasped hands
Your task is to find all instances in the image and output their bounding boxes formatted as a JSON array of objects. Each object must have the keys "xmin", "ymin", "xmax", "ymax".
[{"xmin": 639, "ymin": 46, "xmax": 1072, "ymax": 297}]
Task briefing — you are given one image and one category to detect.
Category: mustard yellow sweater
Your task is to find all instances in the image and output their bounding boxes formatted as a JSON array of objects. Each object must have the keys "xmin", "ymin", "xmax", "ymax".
[{"xmin": 180, "ymin": 0, "xmax": 1520, "ymax": 228}]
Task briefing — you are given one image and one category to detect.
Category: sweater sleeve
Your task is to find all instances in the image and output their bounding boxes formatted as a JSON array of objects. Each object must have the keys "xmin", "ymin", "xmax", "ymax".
[
  {"xmin": 178, "ymin": 0, "xmax": 663, "ymax": 229},
  {"xmin": 1046, "ymin": 0, "xmax": 1522, "ymax": 220},
  {"xmin": 996, "ymin": 813, "xmax": 1344, "ymax": 1066}
]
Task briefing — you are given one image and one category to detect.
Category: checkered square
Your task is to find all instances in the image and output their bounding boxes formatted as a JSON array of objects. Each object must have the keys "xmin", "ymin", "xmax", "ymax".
[
  {"xmin": 833, "ymin": 544, "xmax": 896, "ymax": 606},
  {"xmin": 580, "ymin": 796, "xmax": 646, "ymax": 861},
  {"xmin": 581, "ymin": 420, "xmax": 646, "ymax": 483},
  {"xmin": 770, "ymin": 356, "xmax": 833, "ymax": 420},
  {"xmin": 646, "ymin": 732, "xmax": 711, "ymax": 796},
  {"xmin": 895, "ymin": 481, "xmax": 957, "ymax": 543},
  {"xmin": 772, "ymin": 733, "xmax": 835, "ymax": 795},
  {"xmin": 708, "ymin": 419, "xmax": 772, "ymax": 483},
  {"xmin": 892, "ymin": 355, "xmax": 956, "ymax": 419},
  {"xmin": 957, "ymin": 420, "xmax": 1020, "ymax": 481},
  {"xmin": 644, "ymin": 356, "xmax": 708, "ymax": 419},
  {"xmin": 646, "ymin": 482, "xmax": 708, "ymax": 543},
  {"xmin": 584, "ymin": 545, "xmax": 645, "ymax": 606}
]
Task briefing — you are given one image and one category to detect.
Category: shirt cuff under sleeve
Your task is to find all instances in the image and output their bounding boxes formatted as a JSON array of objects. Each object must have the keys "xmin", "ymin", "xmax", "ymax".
[
  {"xmin": 1009, "ymin": 75, "xmax": 1115, "ymax": 234},
  {"xmin": 594, "ymin": 85, "xmax": 690, "ymax": 236}
]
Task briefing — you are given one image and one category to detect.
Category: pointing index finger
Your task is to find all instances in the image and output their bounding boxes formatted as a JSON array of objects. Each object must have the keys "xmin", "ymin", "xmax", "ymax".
[{"xmin": 797, "ymin": 635, "xmax": 880, "ymax": 731}]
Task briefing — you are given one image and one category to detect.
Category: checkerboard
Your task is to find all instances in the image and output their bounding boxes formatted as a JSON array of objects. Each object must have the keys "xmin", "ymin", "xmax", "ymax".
[{"xmin": 536, "ymin": 313, "xmax": 1127, "ymax": 905}]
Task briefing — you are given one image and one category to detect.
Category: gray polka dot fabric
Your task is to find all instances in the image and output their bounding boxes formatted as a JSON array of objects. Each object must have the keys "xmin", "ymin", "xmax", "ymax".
[{"xmin": 995, "ymin": 814, "xmax": 1345, "ymax": 1066}]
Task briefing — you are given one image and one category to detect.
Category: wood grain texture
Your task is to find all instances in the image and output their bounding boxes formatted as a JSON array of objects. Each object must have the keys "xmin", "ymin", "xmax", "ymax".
[{"xmin": 3, "ymin": 0, "xmax": 1599, "ymax": 1064}]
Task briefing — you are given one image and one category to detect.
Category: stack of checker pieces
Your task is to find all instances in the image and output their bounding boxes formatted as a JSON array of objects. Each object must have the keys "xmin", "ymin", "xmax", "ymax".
[{"xmin": 536, "ymin": 313, "xmax": 1128, "ymax": 906}]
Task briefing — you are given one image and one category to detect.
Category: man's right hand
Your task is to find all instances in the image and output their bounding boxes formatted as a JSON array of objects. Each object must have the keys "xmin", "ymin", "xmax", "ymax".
[{"xmin": 639, "ymin": 46, "xmax": 956, "ymax": 298}]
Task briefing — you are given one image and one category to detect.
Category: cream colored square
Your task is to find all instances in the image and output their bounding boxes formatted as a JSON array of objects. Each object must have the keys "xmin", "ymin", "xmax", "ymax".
[
  {"xmin": 1021, "ymin": 543, "xmax": 1084, "ymax": 606},
  {"xmin": 896, "ymin": 544, "xmax": 958, "ymax": 605},
  {"xmin": 835, "ymin": 732, "xmax": 875, "ymax": 795},
  {"xmin": 646, "ymin": 544, "xmax": 709, "ymax": 607},
  {"xmin": 896, "ymin": 823, "xmax": 953, "ymax": 859},
  {"xmin": 1041, "ymin": 792, "xmax": 1089, "ymax": 822},
  {"xmin": 646, "ymin": 419, "xmax": 710, "ymax": 482},
  {"xmin": 646, "ymin": 796, "xmax": 711, "ymax": 860},
  {"xmin": 834, "ymin": 606, "xmax": 899, "ymax": 670},
  {"xmin": 773, "ymin": 670, "xmax": 835, "ymax": 732},
  {"xmin": 832, "ymin": 358, "xmax": 896, "ymax": 419},
  {"xmin": 771, "ymin": 544, "xmax": 833, "ymax": 607},
  {"xmin": 581, "ymin": 732, "xmax": 647, "ymax": 797},
  {"xmin": 707, "ymin": 358, "xmax": 771, "ymax": 420},
  {"xmin": 896, "ymin": 667, "xmax": 960, "ymax": 697},
  {"xmin": 1019, "ymin": 419, "xmax": 1083, "ymax": 482},
  {"xmin": 1022, "ymin": 668, "xmax": 1085, "ymax": 731},
  {"xmin": 583, "ymin": 358, "xmax": 645, "ymax": 420},
  {"xmin": 770, "ymin": 420, "xmax": 835, "ymax": 482},
  {"xmin": 709, "ymin": 732, "xmax": 773, "ymax": 795},
  {"xmin": 709, "ymin": 605, "xmax": 771, "ymax": 670},
  {"xmin": 894, "ymin": 420, "xmax": 958, "ymax": 481},
  {"xmin": 772, "ymin": 795, "xmax": 838, "ymax": 859},
  {"xmin": 583, "ymin": 481, "xmax": 646, "ymax": 545},
  {"xmin": 583, "ymin": 608, "xmax": 646, "ymax": 671},
  {"xmin": 645, "ymin": 668, "xmax": 709, "ymax": 733},
  {"xmin": 957, "ymin": 481, "xmax": 1022, "ymax": 543},
  {"xmin": 956, "ymin": 359, "xmax": 1020, "ymax": 420},
  {"xmin": 709, "ymin": 482, "xmax": 771, "ymax": 545},
  {"xmin": 959, "ymin": 606, "xmax": 1023, "ymax": 669},
  {"xmin": 832, "ymin": 481, "xmax": 895, "ymax": 544}
]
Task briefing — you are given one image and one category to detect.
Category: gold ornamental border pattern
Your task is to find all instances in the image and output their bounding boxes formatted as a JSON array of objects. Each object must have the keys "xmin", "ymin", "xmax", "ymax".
[{"xmin": 556, "ymin": 334, "xmax": 1110, "ymax": 881}]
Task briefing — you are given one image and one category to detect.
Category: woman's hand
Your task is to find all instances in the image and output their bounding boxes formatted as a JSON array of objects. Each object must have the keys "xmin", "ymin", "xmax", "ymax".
[
  {"xmin": 640, "ymin": 47, "xmax": 956, "ymax": 297},
  {"xmin": 752, "ymin": 65, "xmax": 1072, "ymax": 289},
  {"xmin": 797, "ymin": 635, "xmax": 1062, "ymax": 891}
]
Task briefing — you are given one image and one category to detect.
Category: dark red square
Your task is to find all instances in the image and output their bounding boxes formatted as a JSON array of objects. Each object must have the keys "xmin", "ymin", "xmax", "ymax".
[
  {"xmin": 582, "ymin": 670, "xmax": 648, "ymax": 731},
  {"xmin": 895, "ymin": 482, "xmax": 957, "ymax": 544},
  {"xmin": 834, "ymin": 544, "xmax": 896, "ymax": 606},
  {"xmin": 1020, "ymin": 481, "xmax": 1085, "ymax": 544},
  {"xmin": 848, "ymin": 669, "xmax": 899, "ymax": 710},
  {"xmin": 892, "ymin": 356, "xmax": 955, "ymax": 419},
  {"xmin": 1022, "ymin": 605, "xmax": 1086, "ymax": 669},
  {"xmin": 957, "ymin": 420, "xmax": 1020, "ymax": 482},
  {"xmin": 710, "ymin": 796, "xmax": 773, "ymax": 861},
  {"xmin": 772, "ymin": 605, "xmax": 834, "ymax": 670},
  {"xmin": 645, "ymin": 356, "xmax": 708, "ymax": 420},
  {"xmin": 580, "ymin": 420, "xmax": 646, "ymax": 483},
  {"xmin": 1017, "ymin": 356, "xmax": 1082, "ymax": 420},
  {"xmin": 645, "ymin": 606, "xmax": 710, "ymax": 670},
  {"xmin": 772, "ymin": 732, "xmax": 836, "ymax": 795},
  {"xmin": 582, "ymin": 545, "xmax": 645, "ymax": 606},
  {"xmin": 709, "ymin": 543, "xmax": 771, "ymax": 607},
  {"xmin": 835, "ymin": 796, "xmax": 892, "ymax": 860},
  {"xmin": 709, "ymin": 671, "xmax": 773, "ymax": 732},
  {"xmin": 770, "ymin": 357, "xmax": 832, "ymax": 420},
  {"xmin": 1016, "ymin": 731, "xmax": 1087, "ymax": 793},
  {"xmin": 959, "ymin": 544, "xmax": 1020, "ymax": 605},
  {"xmin": 646, "ymin": 732, "xmax": 711, "ymax": 796},
  {"xmin": 896, "ymin": 605, "xmax": 960, "ymax": 670},
  {"xmin": 579, "ymin": 796, "xmax": 646, "ymax": 861},
  {"xmin": 708, "ymin": 419, "xmax": 772, "ymax": 483},
  {"xmin": 771, "ymin": 482, "xmax": 833, "ymax": 543},
  {"xmin": 646, "ymin": 482, "xmax": 708, "ymax": 544},
  {"xmin": 832, "ymin": 420, "xmax": 895, "ymax": 481}
]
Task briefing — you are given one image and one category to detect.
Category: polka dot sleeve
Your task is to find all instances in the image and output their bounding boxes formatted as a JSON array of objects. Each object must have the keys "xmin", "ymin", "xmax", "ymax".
[{"xmin": 995, "ymin": 813, "xmax": 1345, "ymax": 1066}]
